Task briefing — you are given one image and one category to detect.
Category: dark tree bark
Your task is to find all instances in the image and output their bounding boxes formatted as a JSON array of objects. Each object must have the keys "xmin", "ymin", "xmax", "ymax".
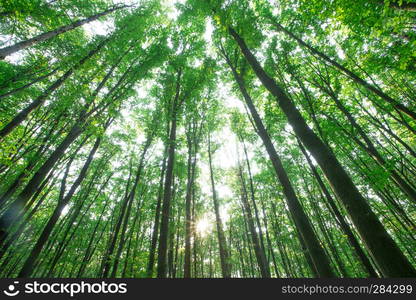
[
  {"xmin": 269, "ymin": 21, "xmax": 416, "ymax": 122},
  {"xmin": 297, "ymin": 140, "xmax": 379, "ymax": 277},
  {"xmin": 0, "ymin": 68, "xmax": 58, "ymax": 100},
  {"xmin": 146, "ymin": 154, "xmax": 167, "ymax": 277},
  {"xmin": 157, "ymin": 69, "xmax": 182, "ymax": 278},
  {"xmin": 220, "ymin": 45, "xmax": 335, "ymax": 277},
  {"xmin": 0, "ymin": 38, "xmax": 107, "ymax": 138},
  {"xmin": 227, "ymin": 27, "xmax": 416, "ymax": 277},
  {"xmin": 0, "ymin": 123, "xmax": 83, "ymax": 246},
  {"xmin": 109, "ymin": 135, "xmax": 153, "ymax": 277},
  {"xmin": 208, "ymin": 133, "xmax": 232, "ymax": 278},
  {"xmin": 17, "ymin": 135, "xmax": 102, "ymax": 277},
  {"xmin": 309, "ymin": 74, "xmax": 416, "ymax": 203},
  {"xmin": 0, "ymin": 5, "xmax": 127, "ymax": 59},
  {"xmin": 237, "ymin": 162, "xmax": 271, "ymax": 278}
]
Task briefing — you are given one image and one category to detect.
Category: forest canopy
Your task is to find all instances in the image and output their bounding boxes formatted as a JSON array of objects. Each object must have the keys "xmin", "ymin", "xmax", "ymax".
[{"xmin": 0, "ymin": 0, "xmax": 415, "ymax": 278}]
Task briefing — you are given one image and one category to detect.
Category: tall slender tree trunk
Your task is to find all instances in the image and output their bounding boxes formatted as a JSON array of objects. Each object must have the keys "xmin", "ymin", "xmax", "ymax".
[
  {"xmin": 221, "ymin": 47, "xmax": 334, "ymax": 277},
  {"xmin": 0, "ymin": 38, "xmax": 107, "ymax": 138},
  {"xmin": 76, "ymin": 178, "xmax": 111, "ymax": 277},
  {"xmin": 0, "ymin": 123, "xmax": 83, "ymax": 247},
  {"xmin": 0, "ymin": 68, "xmax": 58, "ymax": 100},
  {"xmin": 18, "ymin": 135, "xmax": 101, "ymax": 277},
  {"xmin": 237, "ymin": 162, "xmax": 270, "ymax": 278},
  {"xmin": 208, "ymin": 134, "xmax": 231, "ymax": 278},
  {"xmin": 269, "ymin": 203, "xmax": 294, "ymax": 277},
  {"xmin": 146, "ymin": 154, "xmax": 167, "ymax": 277},
  {"xmin": 110, "ymin": 137, "xmax": 152, "ymax": 277},
  {"xmin": 157, "ymin": 70, "xmax": 182, "ymax": 278},
  {"xmin": 297, "ymin": 140, "xmax": 379, "ymax": 277},
  {"xmin": 269, "ymin": 21, "xmax": 416, "ymax": 121},
  {"xmin": 184, "ymin": 134, "xmax": 194, "ymax": 278},
  {"xmin": 184, "ymin": 119, "xmax": 201, "ymax": 278},
  {"xmin": 101, "ymin": 168, "xmax": 134, "ymax": 278},
  {"xmin": 311, "ymin": 77, "xmax": 416, "ymax": 204},
  {"xmin": 259, "ymin": 198, "xmax": 280, "ymax": 277},
  {"xmin": 241, "ymin": 136, "xmax": 269, "ymax": 265},
  {"xmin": 227, "ymin": 27, "xmax": 416, "ymax": 277},
  {"xmin": 146, "ymin": 118, "xmax": 170, "ymax": 278},
  {"xmin": 0, "ymin": 5, "xmax": 127, "ymax": 59}
]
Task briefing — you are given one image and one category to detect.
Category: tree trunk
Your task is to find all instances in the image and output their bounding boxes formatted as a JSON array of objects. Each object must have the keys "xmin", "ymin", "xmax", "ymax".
[
  {"xmin": 0, "ymin": 123, "xmax": 83, "ymax": 247},
  {"xmin": 298, "ymin": 140, "xmax": 379, "ymax": 277},
  {"xmin": 270, "ymin": 21, "xmax": 416, "ymax": 122},
  {"xmin": 221, "ymin": 47, "xmax": 335, "ymax": 277},
  {"xmin": 146, "ymin": 154, "xmax": 167, "ymax": 277},
  {"xmin": 184, "ymin": 133, "xmax": 194, "ymax": 278},
  {"xmin": 237, "ymin": 162, "xmax": 270, "ymax": 277},
  {"xmin": 184, "ymin": 119, "xmax": 201, "ymax": 278},
  {"xmin": 228, "ymin": 27, "xmax": 416, "ymax": 277},
  {"xmin": 156, "ymin": 69, "xmax": 182, "ymax": 278},
  {"xmin": 0, "ymin": 68, "xmax": 58, "ymax": 100},
  {"xmin": 208, "ymin": 134, "xmax": 231, "ymax": 278},
  {"xmin": 17, "ymin": 136, "xmax": 101, "ymax": 277},
  {"xmin": 0, "ymin": 38, "xmax": 107, "ymax": 138},
  {"xmin": 101, "ymin": 163, "xmax": 134, "ymax": 278},
  {"xmin": 0, "ymin": 5, "xmax": 127, "ymax": 59},
  {"xmin": 110, "ymin": 136, "xmax": 152, "ymax": 277}
]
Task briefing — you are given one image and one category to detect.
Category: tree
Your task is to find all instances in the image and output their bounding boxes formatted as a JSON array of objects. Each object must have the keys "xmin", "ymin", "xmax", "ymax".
[{"xmin": 0, "ymin": 0, "xmax": 415, "ymax": 279}]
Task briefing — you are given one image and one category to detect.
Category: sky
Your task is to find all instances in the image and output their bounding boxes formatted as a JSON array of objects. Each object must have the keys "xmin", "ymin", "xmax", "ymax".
[
  {"xmin": 3, "ymin": 0, "xmax": 260, "ymax": 234},
  {"xmin": 84, "ymin": 0, "xmax": 247, "ymax": 231}
]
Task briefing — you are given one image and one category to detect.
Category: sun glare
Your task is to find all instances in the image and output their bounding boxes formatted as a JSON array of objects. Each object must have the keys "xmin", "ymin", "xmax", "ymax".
[{"xmin": 196, "ymin": 216, "xmax": 212, "ymax": 237}]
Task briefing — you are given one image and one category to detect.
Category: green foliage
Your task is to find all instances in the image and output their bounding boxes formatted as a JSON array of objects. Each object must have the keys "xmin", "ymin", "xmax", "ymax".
[{"xmin": 0, "ymin": 0, "xmax": 414, "ymax": 279}]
